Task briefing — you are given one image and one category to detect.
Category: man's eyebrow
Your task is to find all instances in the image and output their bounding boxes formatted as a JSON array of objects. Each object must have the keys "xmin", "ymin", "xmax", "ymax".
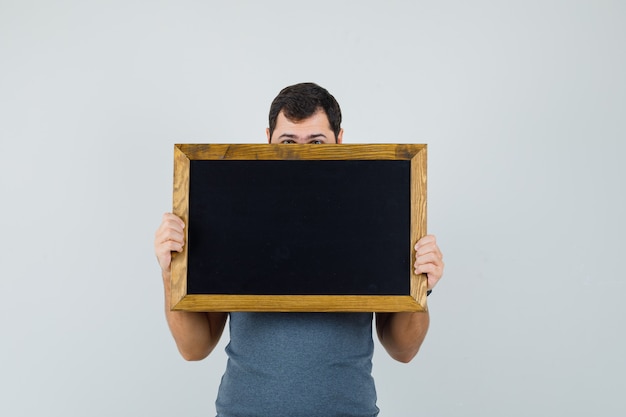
[{"xmin": 278, "ymin": 133, "xmax": 328, "ymax": 139}]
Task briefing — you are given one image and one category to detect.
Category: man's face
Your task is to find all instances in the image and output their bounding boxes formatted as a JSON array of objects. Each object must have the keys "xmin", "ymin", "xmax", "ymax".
[{"xmin": 267, "ymin": 109, "xmax": 343, "ymax": 144}]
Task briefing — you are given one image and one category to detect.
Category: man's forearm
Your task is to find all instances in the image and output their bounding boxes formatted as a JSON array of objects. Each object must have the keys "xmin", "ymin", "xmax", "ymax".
[
  {"xmin": 162, "ymin": 271, "xmax": 227, "ymax": 361},
  {"xmin": 376, "ymin": 311, "xmax": 430, "ymax": 363}
]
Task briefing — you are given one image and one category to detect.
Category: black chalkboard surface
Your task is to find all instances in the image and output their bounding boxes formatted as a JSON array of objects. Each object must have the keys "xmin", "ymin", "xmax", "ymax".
[
  {"xmin": 187, "ymin": 160, "xmax": 410, "ymax": 296},
  {"xmin": 170, "ymin": 144, "xmax": 428, "ymax": 312}
]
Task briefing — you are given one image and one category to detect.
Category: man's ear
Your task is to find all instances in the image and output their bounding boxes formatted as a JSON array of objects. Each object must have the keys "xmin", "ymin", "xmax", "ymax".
[
  {"xmin": 266, "ymin": 128, "xmax": 271, "ymax": 143},
  {"xmin": 336, "ymin": 128, "xmax": 344, "ymax": 144}
]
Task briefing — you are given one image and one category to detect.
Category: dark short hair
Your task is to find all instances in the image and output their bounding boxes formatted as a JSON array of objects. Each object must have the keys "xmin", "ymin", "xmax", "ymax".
[{"xmin": 268, "ymin": 82, "xmax": 342, "ymax": 141}]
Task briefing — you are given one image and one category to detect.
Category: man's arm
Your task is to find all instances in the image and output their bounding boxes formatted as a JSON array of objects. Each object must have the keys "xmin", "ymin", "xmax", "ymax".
[
  {"xmin": 376, "ymin": 311, "xmax": 429, "ymax": 363},
  {"xmin": 155, "ymin": 213, "xmax": 227, "ymax": 361},
  {"xmin": 375, "ymin": 235, "xmax": 444, "ymax": 363}
]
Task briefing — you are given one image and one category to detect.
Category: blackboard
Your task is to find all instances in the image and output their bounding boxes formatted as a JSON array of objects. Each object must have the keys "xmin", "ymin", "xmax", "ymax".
[{"xmin": 170, "ymin": 144, "xmax": 428, "ymax": 312}]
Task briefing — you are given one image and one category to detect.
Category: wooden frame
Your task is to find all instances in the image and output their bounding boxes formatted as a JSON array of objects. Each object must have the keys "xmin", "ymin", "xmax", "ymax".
[{"xmin": 171, "ymin": 144, "xmax": 428, "ymax": 312}]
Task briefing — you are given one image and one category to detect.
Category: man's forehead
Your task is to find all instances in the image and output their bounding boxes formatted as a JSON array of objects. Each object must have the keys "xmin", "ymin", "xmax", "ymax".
[{"xmin": 276, "ymin": 109, "xmax": 332, "ymax": 128}]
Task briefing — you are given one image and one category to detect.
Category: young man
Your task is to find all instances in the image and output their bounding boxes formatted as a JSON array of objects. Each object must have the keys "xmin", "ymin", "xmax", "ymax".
[{"xmin": 154, "ymin": 83, "xmax": 444, "ymax": 417}]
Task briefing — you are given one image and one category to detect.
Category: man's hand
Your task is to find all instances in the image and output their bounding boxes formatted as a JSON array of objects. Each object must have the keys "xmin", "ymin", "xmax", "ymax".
[
  {"xmin": 154, "ymin": 213, "xmax": 185, "ymax": 272},
  {"xmin": 414, "ymin": 235, "xmax": 444, "ymax": 290}
]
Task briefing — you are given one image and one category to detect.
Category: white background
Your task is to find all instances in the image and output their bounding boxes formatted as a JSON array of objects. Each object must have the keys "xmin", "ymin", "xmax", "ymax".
[{"xmin": 1, "ymin": 1, "xmax": 624, "ymax": 416}]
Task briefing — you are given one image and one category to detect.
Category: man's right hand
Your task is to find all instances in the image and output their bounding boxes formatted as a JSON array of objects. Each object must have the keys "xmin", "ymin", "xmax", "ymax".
[{"xmin": 154, "ymin": 213, "xmax": 185, "ymax": 273}]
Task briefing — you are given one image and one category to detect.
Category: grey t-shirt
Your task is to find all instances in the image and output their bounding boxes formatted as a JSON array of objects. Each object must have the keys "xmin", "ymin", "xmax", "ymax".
[{"xmin": 215, "ymin": 312, "xmax": 379, "ymax": 417}]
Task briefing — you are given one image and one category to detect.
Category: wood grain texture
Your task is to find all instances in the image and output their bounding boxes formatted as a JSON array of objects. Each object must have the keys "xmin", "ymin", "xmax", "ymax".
[
  {"xmin": 175, "ymin": 143, "xmax": 425, "ymax": 161},
  {"xmin": 411, "ymin": 145, "xmax": 429, "ymax": 310},
  {"xmin": 171, "ymin": 295, "xmax": 425, "ymax": 313},
  {"xmin": 170, "ymin": 146, "xmax": 190, "ymax": 307},
  {"xmin": 170, "ymin": 143, "xmax": 428, "ymax": 312}
]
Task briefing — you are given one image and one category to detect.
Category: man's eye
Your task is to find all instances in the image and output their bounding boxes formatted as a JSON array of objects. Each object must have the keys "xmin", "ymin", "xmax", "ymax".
[
  {"xmin": 280, "ymin": 139, "xmax": 297, "ymax": 144},
  {"xmin": 310, "ymin": 140, "xmax": 324, "ymax": 144}
]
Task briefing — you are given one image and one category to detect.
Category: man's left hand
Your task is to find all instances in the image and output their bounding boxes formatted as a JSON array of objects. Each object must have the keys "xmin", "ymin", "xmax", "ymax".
[{"xmin": 414, "ymin": 235, "xmax": 444, "ymax": 290}]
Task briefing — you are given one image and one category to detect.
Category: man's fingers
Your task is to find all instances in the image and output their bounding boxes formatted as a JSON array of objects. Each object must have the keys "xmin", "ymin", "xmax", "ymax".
[
  {"xmin": 414, "ymin": 234, "xmax": 436, "ymax": 250},
  {"xmin": 155, "ymin": 213, "xmax": 186, "ymax": 272},
  {"xmin": 414, "ymin": 262, "xmax": 439, "ymax": 275},
  {"xmin": 159, "ymin": 239, "xmax": 184, "ymax": 253},
  {"xmin": 156, "ymin": 229, "xmax": 184, "ymax": 245},
  {"xmin": 413, "ymin": 234, "xmax": 444, "ymax": 289},
  {"xmin": 414, "ymin": 251, "xmax": 439, "ymax": 266},
  {"xmin": 162, "ymin": 212, "xmax": 185, "ymax": 227},
  {"xmin": 156, "ymin": 216, "xmax": 185, "ymax": 245}
]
